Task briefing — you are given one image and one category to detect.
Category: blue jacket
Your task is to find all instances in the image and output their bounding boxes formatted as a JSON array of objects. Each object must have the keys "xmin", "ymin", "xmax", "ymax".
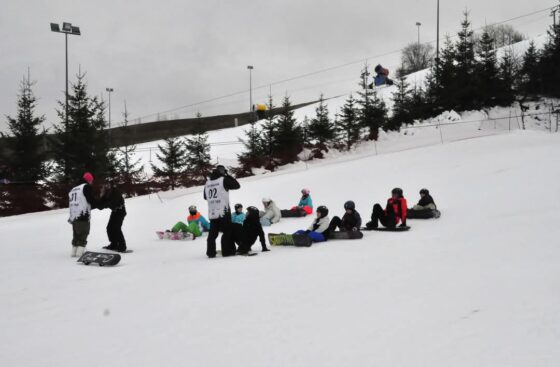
[
  {"xmin": 188, "ymin": 212, "xmax": 210, "ymax": 231},
  {"xmin": 231, "ymin": 212, "xmax": 246, "ymax": 225},
  {"xmin": 298, "ymin": 195, "xmax": 313, "ymax": 208}
]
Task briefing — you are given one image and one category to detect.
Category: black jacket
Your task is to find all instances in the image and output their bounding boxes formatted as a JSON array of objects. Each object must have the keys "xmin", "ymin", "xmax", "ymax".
[
  {"xmin": 417, "ymin": 194, "xmax": 436, "ymax": 208},
  {"xmin": 341, "ymin": 210, "xmax": 362, "ymax": 230},
  {"xmin": 203, "ymin": 171, "xmax": 240, "ymax": 200},
  {"xmin": 99, "ymin": 187, "xmax": 126, "ymax": 214},
  {"xmin": 242, "ymin": 210, "xmax": 266, "ymax": 248}
]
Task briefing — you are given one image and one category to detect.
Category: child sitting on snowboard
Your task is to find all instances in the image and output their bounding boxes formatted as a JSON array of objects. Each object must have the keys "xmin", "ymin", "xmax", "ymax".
[
  {"xmin": 231, "ymin": 203, "xmax": 245, "ymax": 249},
  {"xmin": 294, "ymin": 188, "xmax": 314, "ymax": 215},
  {"xmin": 410, "ymin": 188, "xmax": 436, "ymax": 211},
  {"xmin": 366, "ymin": 188, "xmax": 408, "ymax": 229},
  {"xmin": 237, "ymin": 206, "xmax": 270, "ymax": 254},
  {"xmin": 260, "ymin": 198, "xmax": 281, "ymax": 226},
  {"xmin": 170, "ymin": 205, "xmax": 210, "ymax": 238},
  {"xmin": 294, "ymin": 206, "xmax": 330, "ymax": 243},
  {"xmin": 327, "ymin": 201, "xmax": 362, "ymax": 234}
]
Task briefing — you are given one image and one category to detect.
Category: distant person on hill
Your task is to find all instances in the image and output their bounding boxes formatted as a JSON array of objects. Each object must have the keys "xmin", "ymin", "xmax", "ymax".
[
  {"xmin": 255, "ymin": 104, "xmax": 267, "ymax": 120},
  {"xmin": 366, "ymin": 188, "xmax": 408, "ymax": 229},
  {"xmin": 99, "ymin": 180, "xmax": 128, "ymax": 253},
  {"xmin": 408, "ymin": 188, "xmax": 440, "ymax": 219},
  {"xmin": 68, "ymin": 172, "xmax": 99, "ymax": 258},
  {"xmin": 294, "ymin": 206, "xmax": 331, "ymax": 243},
  {"xmin": 169, "ymin": 205, "xmax": 210, "ymax": 238},
  {"xmin": 327, "ymin": 201, "xmax": 362, "ymax": 234},
  {"xmin": 204, "ymin": 165, "xmax": 241, "ymax": 258},
  {"xmin": 237, "ymin": 206, "xmax": 270, "ymax": 255},
  {"xmin": 260, "ymin": 198, "xmax": 281, "ymax": 226},
  {"xmin": 371, "ymin": 64, "xmax": 394, "ymax": 87}
]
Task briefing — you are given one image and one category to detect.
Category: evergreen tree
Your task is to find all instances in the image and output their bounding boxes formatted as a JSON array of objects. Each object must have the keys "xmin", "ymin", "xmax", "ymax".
[
  {"xmin": 4, "ymin": 72, "xmax": 49, "ymax": 213},
  {"xmin": 540, "ymin": 22, "xmax": 560, "ymax": 97},
  {"xmin": 307, "ymin": 94, "xmax": 335, "ymax": 158},
  {"xmin": 476, "ymin": 30, "xmax": 500, "ymax": 107},
  {"xmin": 116, "ymin": 102, "xmax": 144, "ymax": 189},
  {"xmin": 151, "ymin": 137, "xmax": 187, "ymax": 190},
  {"xmin": 51, "ymin": 71, "xmax": 111, "ymax": 186},
  {"xmin": 388, "ymin": 73, "xmax": 413, "ymax": 131},
  {"xmin": 337, "ymin": 95, "xmax": 361, "ymax": 150},
  {"xmin": 260, "ymin": 95, "xmax": 278, "ymax": 170},
  {"xmin": 518, "ymin": 41, "xmax": 541, "ymax": 98},
  {"xmin": 497, "ymin": 48, "xmax": 517, "ymax": 106},
  {"xmin": 426, "ymin": 37, "xmax": 456, "ymax": 114},
  {"xmin": 237, "ymin": 123, "xmax": 265, "ymax": 176},
  {"xmin": 454, "ymin": 11, "xmax": 478, "ymax": 110},
  {"xmin": 185, "ymin": 132, "xmax": 213, "ymax": 184},
  {"xmin": 274, "ymin": 96, "xmax": 303, "ymax": 165},
  {"xmin": 357, "ymin": 65, "xmax": 387, "ymax": 140}
]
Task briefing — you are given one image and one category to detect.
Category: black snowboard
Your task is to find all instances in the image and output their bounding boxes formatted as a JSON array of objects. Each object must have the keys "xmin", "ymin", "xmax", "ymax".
[
  {"xmin": 329, "ymin": 231, "xmax": 364, "ymax": 240},
  {"xmin": 281, "ymin": 209, "xmax": 307, "ymax": 218},
  {"xmin": 268, "ymin": 233, "xmax": 312, "ymax": 247},
  {"xmin": 407, "ymin": 209, "xmax": 441, "ymax": 219},
  {"xmin": 78, "ymin": 251, "xmax": 121, "ymax": 266},
  {"xmin": 362, "ymin": 226, "xmax": 411, "ymax": 232}
]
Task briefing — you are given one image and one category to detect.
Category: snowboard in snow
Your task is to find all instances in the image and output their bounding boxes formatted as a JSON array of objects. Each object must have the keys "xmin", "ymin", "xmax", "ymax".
[
  {"xmin": 362, "ymin": 226, "xmax": 411, "ymax": 232},
  {"xmin": 407, "ymin": 209, "xmax": 441, "ymax": 219},
  {"xmin": 329, "ymin": 231, "xmax": 364, "ymax": 240},
  {"xmin": 268, "ymin": 233, "xmax": 312, "ymax": 247},
  {"xmin": 280, "ymin": 209, "xmax": 307, "ymax": 218},
  {"xmin": 156, "ymin": 231, "xmax": 195, "ymax": 241},
  {"xmin": 78, "ymin": 251, "xmax": 121, "ymax": 266}
]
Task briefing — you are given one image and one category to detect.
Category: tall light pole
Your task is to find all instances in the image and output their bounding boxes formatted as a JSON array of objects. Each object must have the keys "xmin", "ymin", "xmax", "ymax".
[
  {"xmin": 106, "ymin": 88, "xmax": 114, "ymax": 128},
  {"xmin": 50, "ymin": 22, "xmax": 81, "ymax": 128},
  {"xmin": 436, "ymin": 0, "xmax": 440, "ymax": 63},
  {"xmin": 247, "ymin": 65, "xmax": 254, "ymax": 115},
  {"xmin": 416, "ymin": 22, "xmax": 422, "ymax": 45}
]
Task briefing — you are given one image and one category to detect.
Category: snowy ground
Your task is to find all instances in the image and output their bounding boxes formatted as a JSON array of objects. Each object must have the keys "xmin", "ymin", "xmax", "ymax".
[{"xmin": 2, "ymin": 130, "xmax": 560, "ymax": 366}]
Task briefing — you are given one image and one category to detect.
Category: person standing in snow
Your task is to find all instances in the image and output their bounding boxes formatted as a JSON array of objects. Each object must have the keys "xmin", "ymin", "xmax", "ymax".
[
  {"xmin": 99, "ymin": 180, "xmax": 128, "ymax": 253},
  {"xmin": 204, "ymin": 165, "xmax": 240, "ymax": 258},
  {"xmin": 294, "ymin": 206, "xmax": 331, "ymax": 243},
  {"xmin": 366, "ymin": 188, "xmax": 408, "ymax": 229},
  {"xmin": 237, "ymin": 206, "xmax": 269, "ymax": 254},
  {"xmin": 68, "ymin": 172, "xmax": 98, "ymax": 258},
  {"xmin": 260, "ymin": 198, "xmax": 281, "ymax": 226},
  {"xmin": 327, "ymin": 201, "xmax": 362, "ymax": 234},
  {"xmin": 231, "ymin": 203, "xmax": 245, "ymax": 250}
]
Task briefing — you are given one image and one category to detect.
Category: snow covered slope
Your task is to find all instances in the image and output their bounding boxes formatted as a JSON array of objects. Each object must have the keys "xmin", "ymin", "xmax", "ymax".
[{"xmin": 2, "ymin": 130, "xmax": 560, "ymax": 366}]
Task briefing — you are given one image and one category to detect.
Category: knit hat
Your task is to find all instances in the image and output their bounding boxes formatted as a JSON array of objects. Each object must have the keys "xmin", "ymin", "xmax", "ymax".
[{"xmin": 83, "ymin": 172, "xmax": 94, "ymax": 184}]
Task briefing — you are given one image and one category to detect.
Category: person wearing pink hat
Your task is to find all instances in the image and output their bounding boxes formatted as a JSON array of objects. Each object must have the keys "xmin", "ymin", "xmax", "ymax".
[{"xmin": 68, "ymin": 172, "xmax": 98, "ymax": 258}]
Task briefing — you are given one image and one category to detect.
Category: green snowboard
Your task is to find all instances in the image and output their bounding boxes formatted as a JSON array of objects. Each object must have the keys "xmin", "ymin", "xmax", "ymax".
[{"xmin": 268, "ymin": 233, "xmax": 312, "ymax": 247}]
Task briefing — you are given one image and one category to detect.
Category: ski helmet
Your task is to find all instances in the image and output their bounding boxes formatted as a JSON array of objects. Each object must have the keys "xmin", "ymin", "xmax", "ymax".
[
  {"xmin": 83, "ymin": 172, "xmax": 94, "ymax": 184},
  {"xmin": 374, "ymin": 64, "xmax": 383, "ymax": 73},
  {"xmin": 247, "ymin": 206, "xmax": 259, "ymax": 217},
  {"xmin": 392, "ymin": 188, "xmax": 404, "ymax": 197},
  {"xmin": 419, "ymin": 188, "xmax": 430, "ymax": 195},
  {"xmin": 234, "ymin": 203, "xmax": 243, "ymax": 211},
  {"xmin": 188, "ymin": 205, "xmax": 197, "ymax": 215},
  {"xmin": 301, "ymin": 188, "xmax": 310, "ymax": 195},
  {"xmin": 344, "ymin": 201, "xmax": 356, "ymax": 210},
  {"xmin": 317, "ymin": 205, "xmax": 329, "ymax": 218}
]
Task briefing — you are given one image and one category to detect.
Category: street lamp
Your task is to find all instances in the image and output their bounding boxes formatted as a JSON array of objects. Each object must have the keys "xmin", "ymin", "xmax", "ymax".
[
  {"xmin": 105, "ymin": 88, "xmax": 114, "ymax": 128},
  {"xmin": 416, "ymin": 22, "xmax": 422, "ymax": 45},
  {"xmin": 50, "ymin": 22, "xmax": 81, "ymax": 128},
  {"xmin": 247, "ymin": 65, "xmax": 254, "ymax": 115},
  {"xmin": 436, "ymin": 0, "xmax": 440, "ymax": 64}
]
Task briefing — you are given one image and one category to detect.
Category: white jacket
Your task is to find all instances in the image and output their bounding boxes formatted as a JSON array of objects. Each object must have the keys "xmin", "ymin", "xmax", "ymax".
[
  {"xmin": 261, "ymin": 200, "xmax": 281, "ymax": 223},
  {"xmin": 308, "ymin": 216, "xmax": 330, "ymax": 233}
]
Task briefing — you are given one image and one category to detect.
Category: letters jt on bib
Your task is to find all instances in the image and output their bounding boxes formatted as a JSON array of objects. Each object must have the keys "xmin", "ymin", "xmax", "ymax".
[{"xmin": 205, "ymin": 177, "xmax": 230, "ymax": 219}]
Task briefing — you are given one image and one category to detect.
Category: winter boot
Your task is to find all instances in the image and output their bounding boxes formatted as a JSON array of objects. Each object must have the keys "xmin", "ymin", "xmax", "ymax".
[
  {"xmin": 76, "ymin": 246, "xmax": 86, "ymax": 258},
  {"xmin": 71, "ymin": 246, "xmax": 78, "ymax": 258},
  {"xmin": 262, "ymin": 246, "xmax": 270, "ymax": 252}
]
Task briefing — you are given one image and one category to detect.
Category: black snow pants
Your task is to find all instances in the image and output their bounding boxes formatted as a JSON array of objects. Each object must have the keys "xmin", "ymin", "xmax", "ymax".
[
  {"xmin": 207, "ymin": 214, "xmax": 236, "ymax": 258},
  {"xmin": 232, "ymin": 223, "xmax": 243, "ymax": 249},
  {"xmin": 367, "ymin": 204, "xmax": 396, "ymax": 229},
  {"xmin": 107, "ymin": 210, "xmax": 127, "ymax": 251}
]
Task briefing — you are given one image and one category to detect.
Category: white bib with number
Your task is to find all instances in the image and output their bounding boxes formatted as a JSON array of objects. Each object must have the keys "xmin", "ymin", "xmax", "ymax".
[
  {"xmin": 68, "ymin": 183, "xmax": 91, "ymax": 223},
  {"xmin": 205, "ymin": 177, "xmax": 230, "ymax": 219}
]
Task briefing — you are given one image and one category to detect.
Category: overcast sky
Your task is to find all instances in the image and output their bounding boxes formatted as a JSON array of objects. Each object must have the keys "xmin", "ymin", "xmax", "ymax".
[{"xmin": 0, "ymin": 0, "xmax": 554, "ymax": 133}]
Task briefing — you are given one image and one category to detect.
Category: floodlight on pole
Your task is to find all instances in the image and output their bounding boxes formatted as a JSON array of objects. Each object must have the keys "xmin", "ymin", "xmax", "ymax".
[
  {"xmin": 416, "ymin": 22, "xmax": 422, "ymax": 45},
  {"xmin": 247, "ymin": 65, "xmax": 254, "ymax": 116},
  {"xmin": 106, "ymin": 88, "xmax": 114, "ymax": 129},
  {"xmin": 50, "ymin": 22, "xmax": 81, "ymax": 129}
]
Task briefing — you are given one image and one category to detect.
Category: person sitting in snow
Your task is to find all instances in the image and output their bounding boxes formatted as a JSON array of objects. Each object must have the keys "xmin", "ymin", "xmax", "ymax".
[
  {"xmin": 170, "ymin": 205, "xmax": 210, "ymax": 238},
  {"xmin": 231, "ymin": 203, "xmax": 245, "ymax": 249},
  {"xmin": 327, "ymin": 201, "xmax": 362, "ymax": 234},
  {"xmin": 260, "ymin": 197, "xmax": 281, "ymax": 226},
  {"xmin": 366, "ymin": 188, "xmax": 408, "ymax": 229},
  {"xmin": 293, "ymin": 206, "xmax": 331, "ymax": 243},
  {"xmin": 407, "ymin": 188, "xmax": 440, "ymax": 219},
  {"xmin": 237, "ymin": 206, "xmax": 270, "ymax": 254},
  {"xmin": 372, "ymin": 64, "xmax": 394, "ymax": 87},
  {"xmin": 282, "ymin": 188, "xmax": 314, "ymax": 217}
]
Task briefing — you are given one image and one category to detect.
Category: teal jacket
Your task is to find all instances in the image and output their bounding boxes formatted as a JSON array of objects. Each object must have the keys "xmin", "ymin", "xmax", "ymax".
[
  {"xmin": 232, "ymin": 212, "xmax": 246, "ymax": 225},
  {"xmin": 298, "ymin": 195, "xmax": 313, "ymax": 209}
]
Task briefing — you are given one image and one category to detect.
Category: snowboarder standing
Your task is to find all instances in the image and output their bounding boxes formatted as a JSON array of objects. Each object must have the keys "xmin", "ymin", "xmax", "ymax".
[
  {"xmin": 68, "ymin": 172, "xmax": 98, "ymax": 257},
  {"xmin": 294, "ymin": 206, "xmax": 331, "ymax": 243},
  {"xmin": 204, "ymin": 165, "xmax": 240, "ymax": 258},
  {"xmin": 366, "ymin": 188, "xmax": 408, "ymax": 229},
  {"xmin": 100, "ymin": 180, "xmax": 128, "ymax": 253},
  {"xmin": 237, "ymin": 206, "xmax": 269, "ymax": 254},
  {"xmin": 327, "ymin": 201, "xmax": 362, "ymax": 234}
]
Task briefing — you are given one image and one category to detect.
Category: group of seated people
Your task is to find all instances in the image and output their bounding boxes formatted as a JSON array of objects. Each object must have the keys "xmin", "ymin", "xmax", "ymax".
[{"xmin": 167, "ymin": 188, "xmax": 438, "ymax": 252}]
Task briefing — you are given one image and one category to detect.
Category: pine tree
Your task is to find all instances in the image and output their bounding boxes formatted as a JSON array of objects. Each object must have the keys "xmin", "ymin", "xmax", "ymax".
[
  {"xmin": 541, "ymin": 23, "xmax": 560, "ymax": 97},
  {"xmin": 185, "ymin": 132, "xmax": 213, "ymax": 184},
  {"xmin": 426, "ymin": 37, "xmax": 457, "ymax": 113},
  {"xmin": 307, "ymin": 94, "xmax": 335, "ymax": 158},
  {"xmin": 388, "ymin": 73, "xmax": 413, "ymax": 131},
  {"xmin": 454, "ymin": 11, "xmax": 478, "ymax": 110},
  {"xmin": 497, "ymin": 48, "xmax": 517, "ymax": 106},
  {"xmin": 237, "ymin": 123, "xmax": 265, "ymax": 176},
  {"xmin": 518, "ymin": 41, "xmax": 541, "ymax": 98},
  {"xmin": 260, "ymin": 95, "xmax": 278, "ymax": 170},
  {"xmin": 116, "ymin": 102, "xmax": 144, "ymax": 189},
  {"xmin": 476, "ymin": 30, "xmax": 500, "ymax": 107},
  {"xmin": 51, "ymin": 71, "xmax": 111, "ymax": 186},
  {"xmin": 151, "ymin": 137, "xmax": 187, "ymax": 190},
  {"xmin": 356, "ymin": 65, "xmax": 387, "ymax": 140},
  {"xmin": 337, "ymin": 95, "xmax": 361, "ymax": 150},
  {"xmin": 4, "ymin": 72, "xmax": 49, "ymax": 214}
]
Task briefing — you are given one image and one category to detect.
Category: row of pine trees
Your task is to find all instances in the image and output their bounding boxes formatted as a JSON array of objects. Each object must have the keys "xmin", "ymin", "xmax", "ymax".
[{"xmin": 2, "ymin": 12, "xmax": 560, "ymax": 215}]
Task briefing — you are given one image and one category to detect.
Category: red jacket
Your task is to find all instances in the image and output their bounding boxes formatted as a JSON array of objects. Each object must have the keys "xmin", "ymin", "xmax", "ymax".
[{"xmin": 386, "ymin": 198, "xmax": 407, "ymax": 224}]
